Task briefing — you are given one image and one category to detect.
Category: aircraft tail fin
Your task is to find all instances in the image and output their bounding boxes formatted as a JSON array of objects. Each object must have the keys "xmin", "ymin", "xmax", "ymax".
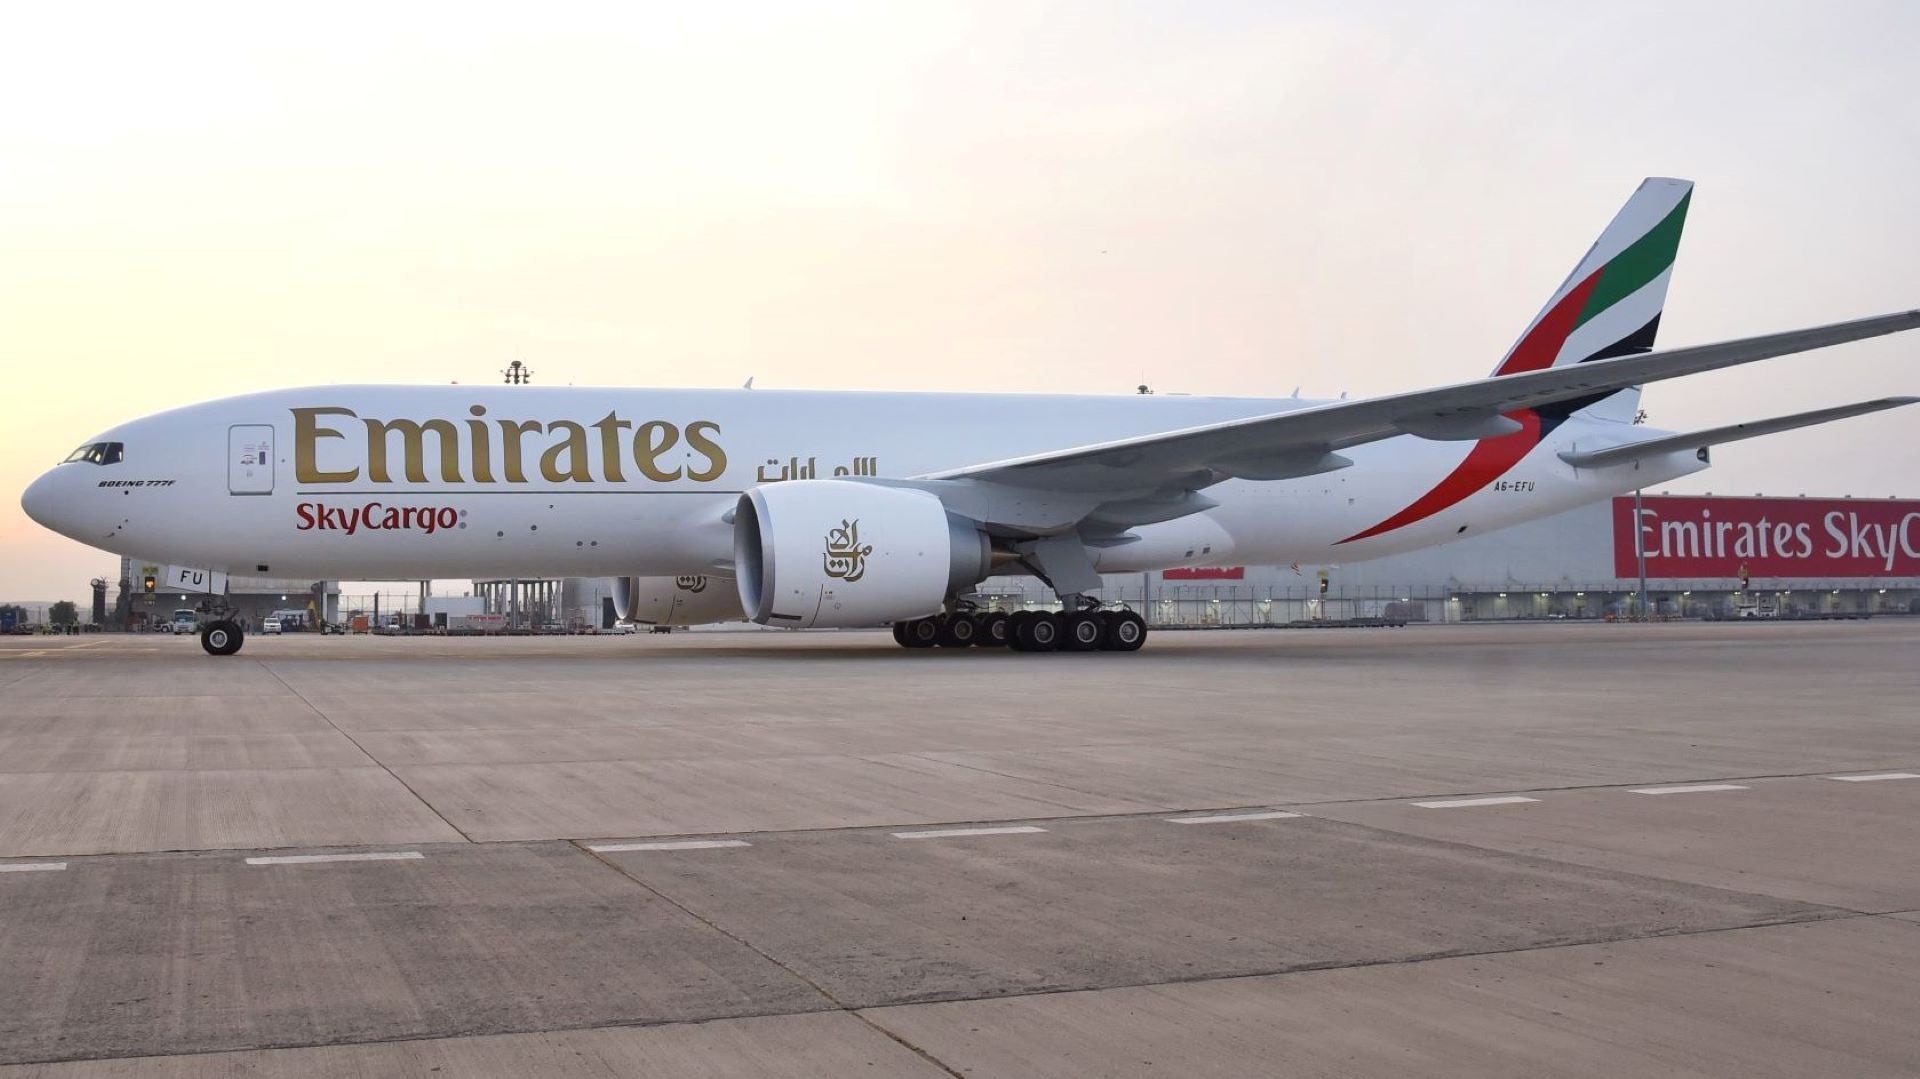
[{"xmin": 1492, "ymin": 177, "xmax": 1693, "ymax": 425}]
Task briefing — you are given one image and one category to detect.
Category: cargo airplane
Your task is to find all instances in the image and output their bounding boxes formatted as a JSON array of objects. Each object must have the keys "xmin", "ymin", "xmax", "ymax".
[{"xmin": 21, "ymin": 179, "xmax": 1919, "ymax": 655}]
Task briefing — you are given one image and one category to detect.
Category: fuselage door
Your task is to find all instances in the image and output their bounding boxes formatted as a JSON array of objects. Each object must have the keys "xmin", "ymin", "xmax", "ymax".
[{"xmin": 228, "ymin": 425, "xmax": 275, "ymax": 495}]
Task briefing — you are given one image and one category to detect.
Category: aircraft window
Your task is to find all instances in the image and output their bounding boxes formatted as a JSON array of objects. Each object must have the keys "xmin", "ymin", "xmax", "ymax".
[{"xmin": 62, "ymin": 442, "xmax": 124, "ymax": 465}]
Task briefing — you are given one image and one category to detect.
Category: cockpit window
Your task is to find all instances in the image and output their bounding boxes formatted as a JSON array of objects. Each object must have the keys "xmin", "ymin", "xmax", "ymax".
[{"xmin": 63, "ymin": 442, "xmax": 124, "ymax": 465}]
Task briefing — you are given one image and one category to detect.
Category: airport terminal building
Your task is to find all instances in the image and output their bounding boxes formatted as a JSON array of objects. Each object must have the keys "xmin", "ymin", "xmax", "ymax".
[{"xmin": 979, "ymin": 493, "xmax": 1920, "ymax": 626}]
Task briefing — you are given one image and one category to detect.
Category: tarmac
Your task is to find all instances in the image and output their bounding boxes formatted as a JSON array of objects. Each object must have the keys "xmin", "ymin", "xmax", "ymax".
[{"xmin": 0, "ymin": 620, "xmax": 1916, "ymax": 1076}]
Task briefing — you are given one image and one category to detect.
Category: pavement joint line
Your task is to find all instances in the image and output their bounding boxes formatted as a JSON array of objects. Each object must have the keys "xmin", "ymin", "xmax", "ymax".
[
  {"xmin": 245, "ymin": 851, "xmax": 425, "ymax": 865},
  {"xmin": 586, "ymin": 839, "xmax": 751, "ymax": 852},
  {"xmin": 1628, "ymin": 783, "xmax": 1751, "ymax": 795},
  {"xmin": 254, "ymin": 659, "xmax": 477, "ymax": 843},
  {"xmin": 5, "ymin": 759, "xmax": 1912, "ymax": 861},
  {"xmin": 1165, "ymin": 810, "xmax": 1304, "ymax": 824},
  {"xmin": 5, "ymin": 762, "xmax": 1913, "ymax": 862},
  {"xmin": 1412, "ymin": 796, "xmax": 1539, "ymax": 809},
  {"xmin": 0, "ymin": 862, "xmax": 67, "ymax": 873},
  {"xmin": 565, "ymin": 829, "xmax": 1853, "ymax": 1079},
  {"xmin": 849, "ymin": 1015, "xmax": 970, "ymax": 1079},
  {"xmin": 891, "ymin": 825, "xmax": 1048, "ymax": 839},
  {"xmin": 570, "ymin": 842, "xmax": 888, "ymax": 1067},
  {"xmin": 0, "ymin": 909, "xmax": 1867, "ymax": 1072}
]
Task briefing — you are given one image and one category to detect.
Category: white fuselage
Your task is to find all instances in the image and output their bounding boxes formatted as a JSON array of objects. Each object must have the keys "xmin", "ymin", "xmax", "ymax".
[{"xmin": 22, "ymin": 385, "xmax": 1706, "ymax": 582}]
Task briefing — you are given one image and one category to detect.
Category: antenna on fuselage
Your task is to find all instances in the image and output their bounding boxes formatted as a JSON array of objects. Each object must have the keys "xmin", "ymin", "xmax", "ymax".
[{"xmin": 502, "ymin": 359, "xmax": 533, "ymax": 386}]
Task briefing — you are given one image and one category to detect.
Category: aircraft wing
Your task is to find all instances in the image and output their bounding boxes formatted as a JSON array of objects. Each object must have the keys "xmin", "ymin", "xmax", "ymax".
[
  {"xmin": 919, "ymin": 309, "xmax": 1920, "ymax": 500},
  {"xmin": 1559, "ymin": 396, "xmax": 1919, "ymax": 469}
]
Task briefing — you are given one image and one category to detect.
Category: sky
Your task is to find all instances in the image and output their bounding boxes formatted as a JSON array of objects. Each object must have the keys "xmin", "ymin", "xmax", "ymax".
[{"xmin": 3, "ymin": 0, "xmax": 1917, "ymax": 603}]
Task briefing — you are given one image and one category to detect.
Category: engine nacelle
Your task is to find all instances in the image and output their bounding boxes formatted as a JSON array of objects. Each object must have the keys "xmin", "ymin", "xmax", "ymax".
[
  {"xmin": 735, "ymin": 481, "xmax": 990, "ymax": 628},
  {"xmin": 613, "ymin": 574, "xmax": 744, "ymax": 626}
]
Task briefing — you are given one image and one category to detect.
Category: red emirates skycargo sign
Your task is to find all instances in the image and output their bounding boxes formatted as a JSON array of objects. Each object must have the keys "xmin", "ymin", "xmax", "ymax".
[
  {"xmin": 1612, "ymin": 496, "xmax": 1920, "ymax": 578},
  {"xmin": 1162, "ymin": 567, "xmax": 1246, "ymax": 580}
]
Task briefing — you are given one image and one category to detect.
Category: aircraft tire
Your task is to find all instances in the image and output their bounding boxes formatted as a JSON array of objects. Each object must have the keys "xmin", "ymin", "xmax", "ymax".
[
  {"xmin": 976, "ymin": 612, "xmax": 1010, "ymax": 648},
  {"xmin": 1003, "ymin": 611, "xmax": 1031, "ymax": 650},
  {"xmin": 1101, "ymin": 610, "xmax": 1148, "ymax": 652},
  {"xmin": 936, "ymin": 614, "xmax": 977, "ymax": 647},
  {"xmin": 900, "ymin": 618, "xmax": 941, "ymax": 648},
  {"xmin": 892, "ymin": 621, "xmax": 911, "ymax": 647},
  {"xmin": 1012, "ymin": 612, "xmax": 1061, "ymax": 652},
  {"xmin": 201, "ymin": 620, "xmax": 244, "ymax": 657},
  {"xmin": 1060, "ymin": 610, "xmax": 1105, "ymax": 652}
]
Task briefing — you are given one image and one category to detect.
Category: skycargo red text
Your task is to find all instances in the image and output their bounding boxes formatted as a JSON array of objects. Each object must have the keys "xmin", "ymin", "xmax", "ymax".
[{"xmin": 296, "ymin": 502, "xmax": 460, "ymax": 536}]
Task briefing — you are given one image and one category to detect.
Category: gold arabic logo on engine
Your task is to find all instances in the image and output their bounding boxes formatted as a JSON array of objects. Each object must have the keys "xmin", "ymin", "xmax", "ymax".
[
  {"xmin": 823, "ymin": 519, "xmax": 873, "ymax": 583},
  {"xmin": 674, "ymin": 575, "xmax": 708, "ymax": 593}
]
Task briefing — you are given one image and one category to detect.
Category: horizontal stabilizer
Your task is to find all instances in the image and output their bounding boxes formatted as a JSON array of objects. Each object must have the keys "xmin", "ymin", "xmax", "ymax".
[{"xmin": 1558, "ymin": 397, "xmax": 1918, "ymax": 469}]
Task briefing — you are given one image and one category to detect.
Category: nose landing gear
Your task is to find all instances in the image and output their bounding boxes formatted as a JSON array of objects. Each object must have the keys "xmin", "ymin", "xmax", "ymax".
[{"xmin": 200, "ymin": 620, "xmax": 245, "ymax": 656}]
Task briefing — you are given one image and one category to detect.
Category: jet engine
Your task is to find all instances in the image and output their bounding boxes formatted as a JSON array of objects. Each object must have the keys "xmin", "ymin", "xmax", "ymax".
[
  {"xmin": 613, "ymin": 574, "xmax": 744, "ymax": 626},
  {"xmin": 734, "ymin": 480, "xmax": 990, "ymax": 628}
]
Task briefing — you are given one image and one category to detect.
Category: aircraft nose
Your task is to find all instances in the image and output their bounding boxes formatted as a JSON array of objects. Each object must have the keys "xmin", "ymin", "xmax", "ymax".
[{"xmin": 20, "ymin": 469, "xmax": 66, "ymax": 532}]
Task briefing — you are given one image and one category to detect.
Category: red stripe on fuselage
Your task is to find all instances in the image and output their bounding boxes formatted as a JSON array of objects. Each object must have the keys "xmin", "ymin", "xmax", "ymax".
[
  {"xmin": 1337, "ymin": 410, "xmax": 1541, "ymax": 544},
  {"xmin": 1335, "ymin": 268, "xmax": 1601, "ymax": 544}
]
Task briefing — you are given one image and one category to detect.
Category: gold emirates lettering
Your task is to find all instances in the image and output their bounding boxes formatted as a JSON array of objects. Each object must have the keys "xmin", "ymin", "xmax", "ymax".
[{"xmin": 293, "ymin": 406, "xmax": 728, "ymax": 485}]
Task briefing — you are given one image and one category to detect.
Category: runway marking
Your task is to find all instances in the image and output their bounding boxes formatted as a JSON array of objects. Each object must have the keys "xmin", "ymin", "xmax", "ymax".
[
  {"xmin": 0, "ymin": 640, "xmax": 112, "ymax": 659},
  {"xmin": 245, "ymin": 851, "xmax": 426, "ymax": 865},
  {"xmin": 588, "ymin": 839, "xmax": 750, "ymax": 852},
  {"xmin": 1413, "ymin": 796, "xmax": 1538, "ymax": 809},
  {"xmin": 1166, "ymin": 810, "xmax": 1304, "ymax": 824},
  {"xmin": 1628, "ymin": 784, "xmax": 1749, "ymax": 795},
  {"xmin": 892, "ymin": 825, "xmax": 1047, "ymax": 839},
  {"xmin": 0, "ymin": 862, "xmax": 67, "ymax": 873},
  {"xmin": 1826, "ymin": 772, "xmax": 1920, "ymax": 782}
]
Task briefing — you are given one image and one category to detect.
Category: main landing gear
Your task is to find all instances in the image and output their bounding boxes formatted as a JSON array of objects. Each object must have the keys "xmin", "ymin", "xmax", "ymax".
[
  {"xmin": 892, "ymin": 609, "xmax": 1147, "ymax": 653},
  {"xmin": 200, "ymin": 620, "xmax": 245, "ymax": 657}
]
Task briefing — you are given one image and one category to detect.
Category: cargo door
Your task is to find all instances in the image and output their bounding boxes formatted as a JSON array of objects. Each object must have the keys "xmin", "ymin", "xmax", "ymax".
[{"xmin": 228, "ymin": 425, "xmax": 275, "ymax": 495}]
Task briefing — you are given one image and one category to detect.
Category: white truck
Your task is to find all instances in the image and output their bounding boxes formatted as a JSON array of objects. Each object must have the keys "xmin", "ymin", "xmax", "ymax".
[{"xmin": 449, "ymin": 612, "xmax": 509, "ymax": 634}]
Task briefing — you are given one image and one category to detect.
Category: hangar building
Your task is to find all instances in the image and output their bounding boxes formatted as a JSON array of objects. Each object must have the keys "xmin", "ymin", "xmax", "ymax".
[
  {"xmin": 982, "ymin": 493, "xmax": 1920, "ymax": 626},
  {"xmin": 115, "ymin": 556, "xmax": 340, "ymax": 631}
]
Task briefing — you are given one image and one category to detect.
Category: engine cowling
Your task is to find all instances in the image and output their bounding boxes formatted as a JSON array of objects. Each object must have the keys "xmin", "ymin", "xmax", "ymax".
[
  {"xmin": 613, "ymin": 574, "xmax": 744, "ymax": 626},
  {"xmin": 734, "ymin": 480, "xmax": 990, "ymax": 628}
]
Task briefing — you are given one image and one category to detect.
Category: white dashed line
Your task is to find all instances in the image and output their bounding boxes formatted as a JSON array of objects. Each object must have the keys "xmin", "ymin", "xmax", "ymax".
[
  {"xmin": 1413, "ymin": 796, "xmax": 1539, "ymax": 809},
  {"xmin": 892, "ymin": 825, "xmax": 1047, "ymax": 839},
  {"xmin": 588, "ymin": 840, "xmax": 751, "ymax": 852},
  {"xmin": 245, "ymin": 851, "xmax": 426, "ymax": 865},
  {"xmin": 1826, "ymin": 772, "xmax": 1920, "ymax": 782},
  {"xmin": 1166, "ymin": 810, "xmax": 1304, "ymax": 824},
  {"xmin": 0, "ymin": 862, "xmax": 67, "ymax": 873},
  {"xmin": 1627, "ymin": 784, "xmax": 1749, "ymax": 795}
]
